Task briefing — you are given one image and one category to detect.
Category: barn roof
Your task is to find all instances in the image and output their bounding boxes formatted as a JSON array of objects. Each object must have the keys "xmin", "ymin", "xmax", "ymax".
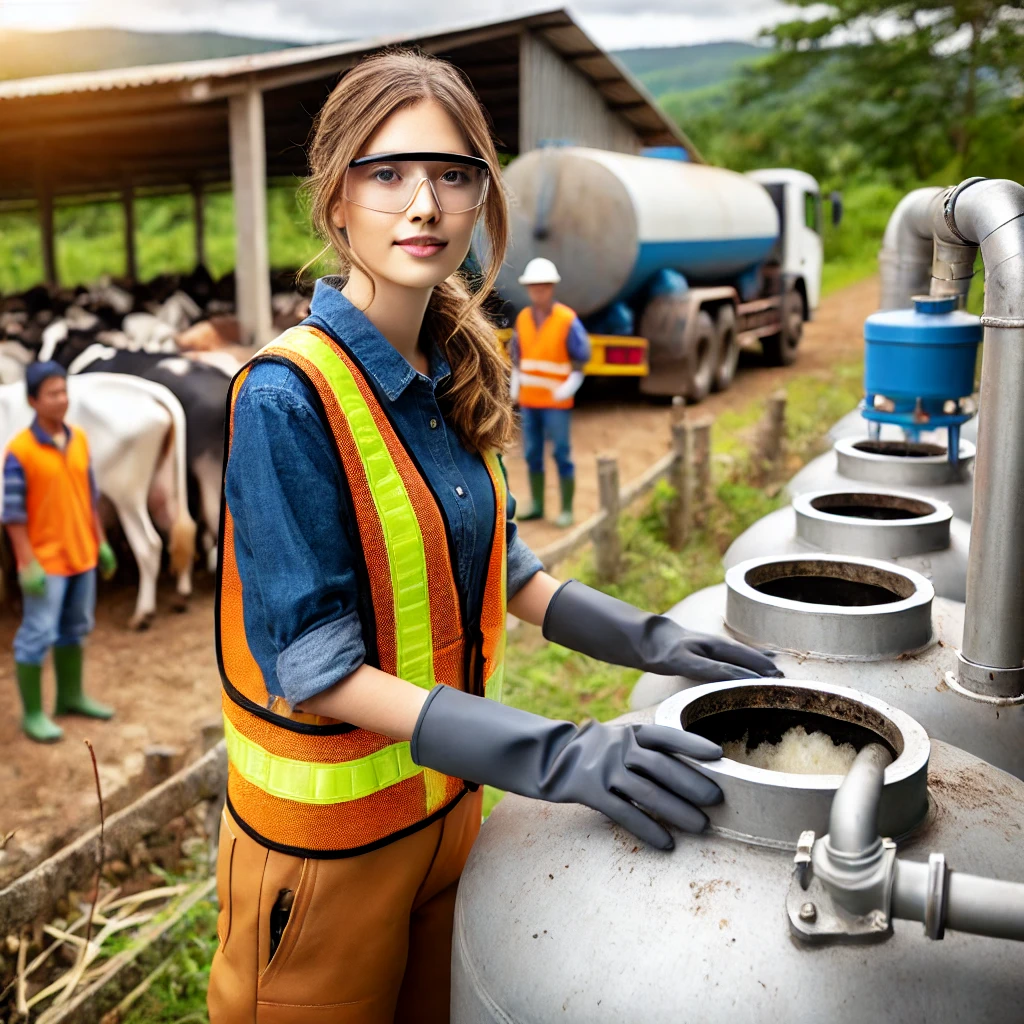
[{"xmin": 0, "ymin": 8, "xmax": 698, "ymax": 204}]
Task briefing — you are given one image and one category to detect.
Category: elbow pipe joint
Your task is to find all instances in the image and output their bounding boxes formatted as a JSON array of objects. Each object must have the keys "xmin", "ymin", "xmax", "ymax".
[{"xmin": 788, "ymin": 742, "xmax": 1024, "ymax": 945}]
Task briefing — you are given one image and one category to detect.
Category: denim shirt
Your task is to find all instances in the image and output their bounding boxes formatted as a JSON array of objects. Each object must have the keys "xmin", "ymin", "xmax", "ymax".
[{"xmin": 225, "ymin": 277, "xmax": 542, "ymax": 707}]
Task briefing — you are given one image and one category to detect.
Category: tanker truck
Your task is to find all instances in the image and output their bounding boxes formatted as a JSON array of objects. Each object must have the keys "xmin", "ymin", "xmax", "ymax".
[{"xmin": 494, "ymin": 148, "xmax": 833, "ymax": 401}]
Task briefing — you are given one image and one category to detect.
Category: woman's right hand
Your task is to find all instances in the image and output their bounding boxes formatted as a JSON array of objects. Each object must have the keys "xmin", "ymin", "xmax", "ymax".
[{"xmin": 411, "ymin": 684, "xmax": 722, "ymax": 849}]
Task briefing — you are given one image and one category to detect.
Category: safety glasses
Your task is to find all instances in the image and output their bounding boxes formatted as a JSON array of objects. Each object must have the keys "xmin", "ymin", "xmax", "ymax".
[{"xmin": 344, "ymin": 151, "xmax": 490, "ymax": 215}]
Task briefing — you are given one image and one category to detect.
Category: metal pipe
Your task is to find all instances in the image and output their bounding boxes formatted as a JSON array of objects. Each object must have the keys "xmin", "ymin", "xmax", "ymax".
[
  {"xmin": 827, "ymin": 743, "xmax": 892, "ymax": 854},
  {"xmin": 931, "ymin": 178, "xmax": 1024, "ymax": 697},
  {"xmin": 878, "ymin": 187, "xmax": 945, "ymax": 309},
  {"xmin": 892, "ymin": 858, "xmax": 1024, "ymax": 942}
]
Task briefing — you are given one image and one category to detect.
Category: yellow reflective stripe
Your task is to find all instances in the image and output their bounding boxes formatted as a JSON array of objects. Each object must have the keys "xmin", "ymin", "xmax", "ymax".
[
  {"xmin": 483, "ymin": 450, "xmax": 508, "ymax": 705},
  {"xmin": 224, "ymin": 713, "xmax": 422, "ymax": 804},
  {"xmin": 272, "ymin": 331, "xmax": 434, "ymax": 687}
]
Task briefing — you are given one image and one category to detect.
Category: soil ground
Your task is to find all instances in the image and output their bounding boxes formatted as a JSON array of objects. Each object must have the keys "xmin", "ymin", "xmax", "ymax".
[{"xmin": 0, "ymin": 276, "xmax": 878, "ymax": 887}]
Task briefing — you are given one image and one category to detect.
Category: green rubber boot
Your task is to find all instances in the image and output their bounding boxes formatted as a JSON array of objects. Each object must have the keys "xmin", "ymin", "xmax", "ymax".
[
  {"xmin": 555, "ymin": 476, "xmax": 575, "ymax": 528},
  {"xmin": 518, "ymin": 472, "xmax": 545, "ymax": 521},
  {"xmin": 16, "ymin": 662, "xmax": 63, "ymax": 743},
  {"xmin": 54, "ymin": 645, "xmax": 114, "ymax": 720}
]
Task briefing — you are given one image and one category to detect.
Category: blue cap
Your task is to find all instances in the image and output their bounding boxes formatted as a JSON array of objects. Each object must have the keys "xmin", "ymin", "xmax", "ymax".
[{"xmin": 26, "ymin": 361, "xmax": 66, "ymax": 398}]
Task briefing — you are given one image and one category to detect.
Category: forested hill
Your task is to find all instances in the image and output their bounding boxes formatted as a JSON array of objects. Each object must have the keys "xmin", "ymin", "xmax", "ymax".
[
  {"xmin": 612, "ymin": 42, "xmax": 764, "ymax": 98},
  {"xmin": 0, "ymin": 29, "xmax": 300, "ymax": 81}
]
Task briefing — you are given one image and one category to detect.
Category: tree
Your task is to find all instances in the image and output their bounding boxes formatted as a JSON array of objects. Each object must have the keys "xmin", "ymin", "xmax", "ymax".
[{"xmin": 746, "ymin": 0, "xmax": 1024, "ymax": 182}]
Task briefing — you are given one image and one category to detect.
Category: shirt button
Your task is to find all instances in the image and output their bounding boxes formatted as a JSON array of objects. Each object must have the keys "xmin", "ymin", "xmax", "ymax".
[
  {"xmin": 429, "ymin": 417, "xmax": 439, "ymax": 429},
  {"xmin": 455, "ymin": 486, "xmax": 465, "ymax": 497}
]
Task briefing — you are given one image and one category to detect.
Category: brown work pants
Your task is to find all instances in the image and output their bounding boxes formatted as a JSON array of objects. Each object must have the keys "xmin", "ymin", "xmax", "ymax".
[{"xmin": 207, "ymin": 790, "xmax": 482, "ymax": 1024}]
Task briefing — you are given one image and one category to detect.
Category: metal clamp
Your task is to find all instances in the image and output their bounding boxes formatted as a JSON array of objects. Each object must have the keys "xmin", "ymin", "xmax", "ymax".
[
  {"xmin": 942, "ymin": 177, "xmax": 986, "ymax": 243},
  {"xmin": 924, "ymin": 853, "xmax": 949, "ymax": 941},
  {"xmin": 787, "ymin": 833, "xmax": 897, "ymax": 946}
]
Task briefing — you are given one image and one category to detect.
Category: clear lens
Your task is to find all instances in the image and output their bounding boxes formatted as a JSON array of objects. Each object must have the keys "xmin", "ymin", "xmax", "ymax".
[{"xmin": 344, "ymin": 160, "xmax": 489, "ymax": 214}]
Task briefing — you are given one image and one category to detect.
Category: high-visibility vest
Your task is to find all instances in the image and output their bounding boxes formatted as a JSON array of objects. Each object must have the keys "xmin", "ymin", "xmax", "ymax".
[
  {"xmin": 516, "ymin": 302, "xmax": 578, "ymax": 410},
  {"xmin": 217, "ymin": 325, "xmax": 508, "ymax": 858},
  {"xmin": 6, "ymin": 425, "xmax": 98, "ymax": 576}
]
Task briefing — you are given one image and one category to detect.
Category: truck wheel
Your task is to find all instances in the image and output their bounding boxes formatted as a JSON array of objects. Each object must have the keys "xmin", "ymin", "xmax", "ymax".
[
  {"xmin": 713, "ymin": 305, "xmax": 739, "ymax": 392},
  {"xmin": 686, "ymin": 310, "xmax": 718, "ymax": 402},
  {"xmin": 762, "ymin": 289, "xmax": 804, "ymax": 367},
  {"xmin": 639, "ymin": 295, "xmax": 714, "ymax": 402}
]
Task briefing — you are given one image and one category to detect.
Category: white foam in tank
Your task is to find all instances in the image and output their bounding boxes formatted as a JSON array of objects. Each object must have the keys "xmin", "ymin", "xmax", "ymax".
[{"xmin": 723, "ymin": 726, "xmax": 858, "ymax": 775}]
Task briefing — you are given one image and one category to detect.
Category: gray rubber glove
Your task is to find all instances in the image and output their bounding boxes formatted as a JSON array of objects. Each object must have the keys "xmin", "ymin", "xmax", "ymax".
[
  {"xmin": 411, "ymin": 684, "xmax": 723, "ymax": 850},
  {"xmin": 543, "ymin": 579, "xmax": 783, "ymax": 682}
]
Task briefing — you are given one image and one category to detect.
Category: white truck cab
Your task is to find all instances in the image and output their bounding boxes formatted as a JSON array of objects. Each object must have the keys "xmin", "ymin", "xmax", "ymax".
[{"xmin": 746, "ymin": 168, "xmax": 827, "ymax": 315}]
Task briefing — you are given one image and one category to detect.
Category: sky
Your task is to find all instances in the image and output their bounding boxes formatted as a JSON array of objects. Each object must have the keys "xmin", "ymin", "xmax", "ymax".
[{"xmin": 0, "ymin": 0, "xmax": 797, "ymax": 49}]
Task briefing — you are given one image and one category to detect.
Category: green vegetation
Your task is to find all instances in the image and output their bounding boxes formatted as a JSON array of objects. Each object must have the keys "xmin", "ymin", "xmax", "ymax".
[
  {"xmin": 613, "ymin": 42, "xmax": 763, "ymax": 98},
  {"xmin": 0, "ymin": 184, "xmax": 333, "ymax": 295},
  {"xmin": 659, "ymin": 2, "xmax": 1023, "ymax": 193}
]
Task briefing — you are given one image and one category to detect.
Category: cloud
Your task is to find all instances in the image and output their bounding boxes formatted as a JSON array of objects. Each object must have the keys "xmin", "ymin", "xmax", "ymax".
[{"xmin": 6, "ymin": 0, "xmax": 796, "ymax": 46}]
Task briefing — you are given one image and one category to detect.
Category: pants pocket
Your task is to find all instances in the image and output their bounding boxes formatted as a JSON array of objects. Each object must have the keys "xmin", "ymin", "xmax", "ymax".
[
  {"xmin": 215, "ymin": 810, "xmax": 237, "ymax": 950},
  {"xmin": 258, "ymin": 857, "xmax": 316, "ymax": 988}
]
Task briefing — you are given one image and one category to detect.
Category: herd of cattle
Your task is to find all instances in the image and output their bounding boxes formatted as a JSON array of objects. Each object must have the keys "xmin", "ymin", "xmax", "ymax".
[{"xmin": 0, "ymin": 268, "xmax": 311, "ymax": 627}]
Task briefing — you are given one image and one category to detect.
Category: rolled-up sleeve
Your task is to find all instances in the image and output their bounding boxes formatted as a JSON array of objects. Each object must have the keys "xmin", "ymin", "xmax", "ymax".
[
  {"xmin": 500, "ymin": 456, "xmax": 542, "ymax": 598},
  {"xmin": 2, "ymin": 452, "xmax": 27, "ymax": 525},
  {"xmin": 225, "ymin": 372, "xmax": 367, "ymax": 707}
]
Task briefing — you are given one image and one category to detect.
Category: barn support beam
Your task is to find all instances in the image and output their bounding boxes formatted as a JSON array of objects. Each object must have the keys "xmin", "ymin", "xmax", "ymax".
[
  {"xmin": 122, "ymin": 184, "xmax": 138, "ymax": 282},
  {"xmin": 228, "ymin": 86, "xmax": 272, "ymax": 347},
  {"xmin": 38, "ymin": 185, "xmax": 57, "ymax": 287},
  {"xmin": 192, "ymin": 181, "xmax": 205, "ymax": 269}
]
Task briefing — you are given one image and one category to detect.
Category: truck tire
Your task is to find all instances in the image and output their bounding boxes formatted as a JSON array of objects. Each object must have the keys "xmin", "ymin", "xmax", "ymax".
[
  {"xmin": 713, "ymin": 305, "xmax": 739, "ymax": 392},
  {"xmin": 639, "ymin": 297, "xmax": 718, "ymax": 402},
  {"xmin": 762, "ymin": 288, "xmax": 804, "ymax": 367}
]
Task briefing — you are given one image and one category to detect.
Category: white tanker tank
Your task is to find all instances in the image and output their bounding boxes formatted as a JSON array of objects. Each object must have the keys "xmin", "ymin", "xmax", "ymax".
[{"xmin": 496, "ymin": 149, "xmax": 828, "ymax": 400}]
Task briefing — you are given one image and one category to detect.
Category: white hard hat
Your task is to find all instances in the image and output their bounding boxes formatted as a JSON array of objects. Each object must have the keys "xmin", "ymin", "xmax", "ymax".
[{"xmin": 518, "ymin": 257, "xmax": 561, "ymax": 285}]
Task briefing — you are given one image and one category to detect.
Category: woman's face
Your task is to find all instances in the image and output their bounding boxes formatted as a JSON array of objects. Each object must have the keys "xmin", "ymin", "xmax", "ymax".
[{"xmin": 331, "ymin": 99, "xmax": 482, "ymax": 293}]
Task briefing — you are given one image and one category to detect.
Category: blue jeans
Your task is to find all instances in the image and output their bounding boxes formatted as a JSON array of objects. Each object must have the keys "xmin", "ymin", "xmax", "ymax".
[
  {"xmin": 14, "ymin": 569, "xmax": 96, "ymax": 665},
  {"xmin": 521, "ymin": 407, "xmax": 574, "ymax": 479}
]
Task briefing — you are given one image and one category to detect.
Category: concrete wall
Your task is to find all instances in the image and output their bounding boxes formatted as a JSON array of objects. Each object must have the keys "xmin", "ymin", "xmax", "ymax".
[{"xmin": 519, "ymin": 33, "xmax": 642, "ymax": 155}]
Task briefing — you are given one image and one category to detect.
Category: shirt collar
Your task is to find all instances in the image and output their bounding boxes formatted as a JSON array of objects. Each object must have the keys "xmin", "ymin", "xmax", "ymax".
[
  {"xmin": 30, "ymin": 417, "xmax": 70, "ymax": 448},
  {"xmin": 307, "ymin": 277, "xmax": 450, "ymax": 402}
]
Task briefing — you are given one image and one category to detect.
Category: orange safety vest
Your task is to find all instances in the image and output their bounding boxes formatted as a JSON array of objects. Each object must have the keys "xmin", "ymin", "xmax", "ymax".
[
  {"xmin": 516, "ymin": 302, "xmax": 578, "ymax": 410},
  {"xmin": 217, "ymin": 325, "xmax": 508, "ymax": 858},
  {"xmin": 6, "ymin": 425, "xmax": 98, "ymax": 577}
]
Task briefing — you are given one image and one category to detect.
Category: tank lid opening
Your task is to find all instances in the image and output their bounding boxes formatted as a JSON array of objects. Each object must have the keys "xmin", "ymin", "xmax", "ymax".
[
  {"xmin": 745, "ymin": 558, "xmax": 916, "ymax": 606},
  {"xmin": 853, "ymin": 440, "xmax": 947, "ymax": 459},
  {"xmin": 834, "ymin": 436, "xmax": 973, "ymax": 487},
  {"xmin": 655, "ymin": 679, "xmax": 929, "ymax": 846},
  {"xmin": 725, "ymin": 555, "xmax": 934, "ymax": 658},
  {"xmin": 808, "ymin": 492, "xmax": 936, "ymax": 520},
  {"xmin": 794, "ymin": 490, "xmax": 953, "ymax": 559}
]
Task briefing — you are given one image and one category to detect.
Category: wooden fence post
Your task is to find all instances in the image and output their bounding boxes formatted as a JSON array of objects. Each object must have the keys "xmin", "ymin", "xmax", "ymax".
[
  {"xmin": 691, "ymin": 418, "xmax": 712, "ymax": 527},
  {"xmin": 667, "ymin": 421, "xmax": 690, "ymax": 550},
  {"xmin": 757, "ymin": 390, "xmax": 788, "ymax": 481},
  {"xmin": 594, "ymin": 455, "xmax": 621, "ymax": 582}
]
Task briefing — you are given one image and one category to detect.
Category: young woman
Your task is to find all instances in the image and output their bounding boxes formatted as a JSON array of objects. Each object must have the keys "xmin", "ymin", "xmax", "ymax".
[{"xmin": 208, "ymin": 49, "xmax": 780, "ymax": 1024}]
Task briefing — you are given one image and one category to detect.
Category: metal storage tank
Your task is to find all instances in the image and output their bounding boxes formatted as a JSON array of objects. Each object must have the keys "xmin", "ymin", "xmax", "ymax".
[
  {"xmin": 724, "ymin": 489, "xmax": 970, "ymax": 601},
  {"xmin": 496, "ymin": 147, "xmax": 780, "ymax": 317},
  {"xmin": 453, "ymin": 678, "xmax": 1024, "ymax": 1023},
  {"xmin": 787, "ymin": 437, "xmax": 975, "ymax": 521},
  {"xmin": 629, "ymin": 555, "xmax": 1022, "ymax": 780}
]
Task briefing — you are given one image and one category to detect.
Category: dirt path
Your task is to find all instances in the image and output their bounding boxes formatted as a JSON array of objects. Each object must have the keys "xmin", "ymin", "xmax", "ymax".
[
  {"xmin": 508, "ymin": 276, "xmax": 879, "ymax": 550},
  {"xmin": 0, "ymin": 276, "xmax": 879, "ymax": 885}
]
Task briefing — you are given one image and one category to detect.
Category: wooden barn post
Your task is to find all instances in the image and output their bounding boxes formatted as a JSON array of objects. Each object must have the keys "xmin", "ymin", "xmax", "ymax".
[{"xmin": 228, "ymin": 85, "xmax": 273, "ymax": 347}]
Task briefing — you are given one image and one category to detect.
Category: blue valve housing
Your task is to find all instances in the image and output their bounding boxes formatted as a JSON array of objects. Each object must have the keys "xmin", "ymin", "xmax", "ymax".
[{"xmin": 862, "ymin": 295, "xmax": 982, "ymax": 464}]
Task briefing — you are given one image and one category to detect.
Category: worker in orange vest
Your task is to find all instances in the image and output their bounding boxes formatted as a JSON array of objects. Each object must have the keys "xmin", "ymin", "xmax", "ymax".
[
  {"xmin": 510, "ymin": 258, "xmax": 590, "ymax": 527},
  {"xmin": 2, "ymin": 362, "xmax": 117, "ymax": 742}
]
